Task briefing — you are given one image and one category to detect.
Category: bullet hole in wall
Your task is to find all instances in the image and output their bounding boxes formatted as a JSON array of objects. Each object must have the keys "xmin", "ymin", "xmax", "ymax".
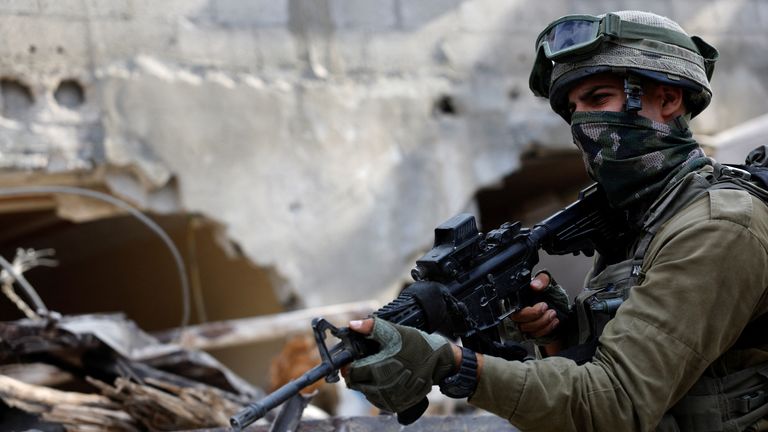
[
  {"xmin": 433, "ymin": 95, "xmax": 458, "ymax": 116},
  {"xmin": 57, "ymin": 46, "xmax": 65, "ymax": 54},
  {"xmin": 509, "ymin": 86, "xmax": 521, "ymax": 100},
  {"xmin": 0, "ymin": 78, "xmax": 34, "ymax": 119},
  {"xmin": 29, "ymin": 45, "xmax": 36, "ymax": 54},
  {"xmin": 54, "ymin": 79, "xmax": 85, "ymax": 109},
  {"xmin": 281, "ymin": 291, "xmax": 303, "ymax": 310}
]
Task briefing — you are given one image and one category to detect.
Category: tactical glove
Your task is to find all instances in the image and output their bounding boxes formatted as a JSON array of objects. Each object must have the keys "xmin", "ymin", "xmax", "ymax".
[
  {"xmin": 509, "ymin": 270, "xmax": 571, "ymax": 345},
  {"xmin": 345, "ymin": 317, "xmax": 456, "ymax": 414},
  {"xmin": 536, "ymin": 270, "xmax": 570, "ymax": 318}
]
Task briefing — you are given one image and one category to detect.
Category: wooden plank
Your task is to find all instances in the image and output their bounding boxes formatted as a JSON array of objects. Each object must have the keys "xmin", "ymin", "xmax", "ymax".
[
  {"xmin": 0, "ymin": 374, "xmax": 139, "ymax": 432},
  {"xmin": 154, "ymin": 300, "xmax": 378, "ymax": 350},
  {"xmin": 90, "ymin": 376, "xmax": 241, "ymax": 430},
  {"xmin": 0, "ymin": 195, "xmax": 56, "ymax": 214},
  {"xmin": 0, "ymin": 362, "xmax": 74, "ymax": 387},
  {"xmin": 0, "ymin": 374, "xmax": 114, "ymax": 409}
]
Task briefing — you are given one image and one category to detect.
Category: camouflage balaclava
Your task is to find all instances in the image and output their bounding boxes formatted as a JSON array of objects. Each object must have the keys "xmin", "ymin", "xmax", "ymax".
[{"xmin": 571, "ymin": 111, "xmax": 709, "ymax": 209}]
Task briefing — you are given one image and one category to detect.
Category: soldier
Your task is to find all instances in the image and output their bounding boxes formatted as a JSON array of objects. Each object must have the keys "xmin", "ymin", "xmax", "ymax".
[{"xmin": 344, "ymin": 10, "xmax": 768, "ymax": 431}]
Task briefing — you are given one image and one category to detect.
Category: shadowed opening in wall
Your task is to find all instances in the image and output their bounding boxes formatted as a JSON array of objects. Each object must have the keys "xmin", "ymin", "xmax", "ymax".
[
  {"xmin": 0, "ymin": 78, "xmax": 34, "ymax": 119},
  {"xmin": 0, "ymin": 199, "xmax": 287, "ymax": 388},
  {"xmin": 54, "ymin": 79, "xmax": 85, "ymax": 109},
  {"xmin": 433, "ymin": 95, "xmax": 458, "ymax": 116},
  {"xmin": 474, "ymin": 149, "xmax": 594, "ymax": 297}
]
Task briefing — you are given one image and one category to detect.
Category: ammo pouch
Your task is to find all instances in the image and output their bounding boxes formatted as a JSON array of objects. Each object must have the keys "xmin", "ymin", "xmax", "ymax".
[
  {"xmin": 555, "ymin": 259, "xmax": 638, "ymax": 365},
  {"xmin": 574, "ymin": 258, "xmax": 639, "ymax": 346},
  {"xmin": 657, "ymin": 363, "xmax": 768, "ymax": 432}
]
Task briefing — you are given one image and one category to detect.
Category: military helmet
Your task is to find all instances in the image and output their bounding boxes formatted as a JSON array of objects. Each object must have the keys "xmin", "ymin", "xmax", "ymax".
[{"xmin": 529, "ymin": 11, "xmax": 719, "ymax": 122}]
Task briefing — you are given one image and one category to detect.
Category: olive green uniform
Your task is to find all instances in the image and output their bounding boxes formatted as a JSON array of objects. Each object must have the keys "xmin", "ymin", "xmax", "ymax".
[{"xmin": 470, "ymin": 185, "xmax": 768, "ymax": 431}]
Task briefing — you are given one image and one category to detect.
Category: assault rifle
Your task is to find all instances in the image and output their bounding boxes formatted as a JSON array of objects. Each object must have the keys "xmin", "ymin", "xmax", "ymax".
[{"xmin": 230, "ymin": 184, "xmax": 629, "ymax": 430}]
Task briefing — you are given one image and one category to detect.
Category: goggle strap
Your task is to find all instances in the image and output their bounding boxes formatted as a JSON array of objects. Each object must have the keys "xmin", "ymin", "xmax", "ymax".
[
  {"xmin": 691, "ymin": 36, "xmax": 720, "ymax": 80},
  {"xmin": 601, "ymin": 18, "xmax": 701, "ymax": 54},
  {"xmin": 529, "ymin": 48, "xmax": 554, "ymax": 97}
]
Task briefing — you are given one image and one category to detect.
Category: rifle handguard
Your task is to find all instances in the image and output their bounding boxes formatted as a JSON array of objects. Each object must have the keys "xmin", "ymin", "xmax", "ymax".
[{"xmin": 400, "ymin": 281, "xmax": 451, "ymax": 333}]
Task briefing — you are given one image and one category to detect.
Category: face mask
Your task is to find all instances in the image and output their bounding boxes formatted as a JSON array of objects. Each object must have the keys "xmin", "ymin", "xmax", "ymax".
[{"xmin": 571, "ymin": 111, "xmax": 709, "ymax": 208}]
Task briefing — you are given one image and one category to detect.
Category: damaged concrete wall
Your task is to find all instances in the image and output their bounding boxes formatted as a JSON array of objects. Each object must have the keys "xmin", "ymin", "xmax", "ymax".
[{"xmin": 0, "ymin": 0, "xmax": 767, "ymax": 309}]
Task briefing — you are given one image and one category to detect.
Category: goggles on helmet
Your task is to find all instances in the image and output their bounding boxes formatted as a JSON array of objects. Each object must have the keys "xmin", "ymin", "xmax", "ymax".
[{"xmin": 530, "ymin": 13, "xmax": 717, "ymax": 98}]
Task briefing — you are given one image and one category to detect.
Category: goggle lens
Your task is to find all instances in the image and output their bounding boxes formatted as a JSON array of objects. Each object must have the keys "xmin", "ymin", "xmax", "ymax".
[{"xmin": 540, "ymin": 19, "xmax": 600, "ymax": 59}]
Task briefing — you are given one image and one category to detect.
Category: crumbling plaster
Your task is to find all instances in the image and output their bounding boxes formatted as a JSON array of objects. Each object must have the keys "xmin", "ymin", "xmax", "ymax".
[{"xmin": 0, "ymin": 0, "xmax": 767, "ymax": 308}]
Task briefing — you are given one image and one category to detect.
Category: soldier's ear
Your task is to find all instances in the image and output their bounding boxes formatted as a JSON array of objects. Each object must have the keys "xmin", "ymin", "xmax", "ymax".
[{"xmin": 659, "ymin": 85, "xmax": 685, "ymax": 120}]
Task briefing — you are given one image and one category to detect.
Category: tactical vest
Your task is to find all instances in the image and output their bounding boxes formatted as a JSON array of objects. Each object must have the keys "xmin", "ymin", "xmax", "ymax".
[{"xmin": 568, "ymin": 161, "xmax": 768, "ymax": 432}]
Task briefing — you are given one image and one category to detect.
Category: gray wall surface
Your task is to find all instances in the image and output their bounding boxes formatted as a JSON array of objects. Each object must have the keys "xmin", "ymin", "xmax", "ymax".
[{"xmin": 0, "ymin": 0, "xmax": 766, "ymax": 311}]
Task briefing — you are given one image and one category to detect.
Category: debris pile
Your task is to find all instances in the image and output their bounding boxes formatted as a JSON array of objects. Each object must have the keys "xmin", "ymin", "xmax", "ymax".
[
  {"xmin": 0, "ymin": 243, "xmax": 494, "ymax": 431},
  {"xmin": 0, "ymin": 313, "xmax": 261, "ymax": 431}
]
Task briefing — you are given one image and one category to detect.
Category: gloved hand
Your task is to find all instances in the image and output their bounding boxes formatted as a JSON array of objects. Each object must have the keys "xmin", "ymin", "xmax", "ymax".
[
  {"xmin": 510, "ymin": 270, "xmax": 570, "ymax": 345},
  {"xmin": 535, "ymin": 270, "xmax": 570, "ymax": 320},
  {"xmin": 345, "ymin": 317, "xmax": 457, "ymax": 414}
]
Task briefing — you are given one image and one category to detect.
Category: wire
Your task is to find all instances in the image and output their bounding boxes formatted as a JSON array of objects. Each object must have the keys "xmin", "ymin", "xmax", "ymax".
[
  {"xmin": 2, "ymin": 281, "xmax": 39, "ymax": 319},
  {"xmin": 187, "ymin": 215, "xmax": 208, "ymax": 323},
  {"xmin": 0, "ymin": 253, "xmax": 47, "ymax": 315},
  {"xmin": 0, "ymin": 186, "xmax": 191, "ymax": 327}
]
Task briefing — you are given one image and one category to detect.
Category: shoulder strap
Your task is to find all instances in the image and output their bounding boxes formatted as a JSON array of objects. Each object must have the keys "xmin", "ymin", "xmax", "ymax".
[{"xmin": 631, "ymin": 168, "xmax": 715, "ymax": 268}]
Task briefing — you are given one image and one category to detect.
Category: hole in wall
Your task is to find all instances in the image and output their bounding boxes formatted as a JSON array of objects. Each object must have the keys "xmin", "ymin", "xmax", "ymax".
[
  {"xmin": 0, "ymin": 200, "xmax": 289, "ymax": 388},
  {"xmin": 0, "ymin": 78, "xmax": 34, "ymax": 119},
  {"xmin": 54, "ymin": 79, "xmax": 85, "ymax": 109},
  {"xmin": 0, "ymin": 211, "xmax": 283, "ymax": 330},
  {"xmin": 474, "ymin": 149, "xmax": 593, "ymax": 297},
  {"xmin": 433, "ymin": 95, "xmax": 458, "ymax": 116},
  {"xmin": 475, "ymin": 150, "xmax": 590, "ymax": 228}
]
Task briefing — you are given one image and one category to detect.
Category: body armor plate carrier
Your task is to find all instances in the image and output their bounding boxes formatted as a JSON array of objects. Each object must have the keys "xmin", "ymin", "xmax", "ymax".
[{"xmin": 564, "ymin": 146, "xmax": 768, "ymax": 431}]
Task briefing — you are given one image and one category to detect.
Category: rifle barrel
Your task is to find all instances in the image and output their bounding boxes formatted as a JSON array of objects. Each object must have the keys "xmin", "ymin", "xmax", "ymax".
[{"xmin": 230, "ymin": 349, "xmax": 355, "ymax": 430}]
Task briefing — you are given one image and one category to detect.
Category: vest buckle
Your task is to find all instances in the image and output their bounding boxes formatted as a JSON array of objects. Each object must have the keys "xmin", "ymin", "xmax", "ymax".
[
  {"xmin": 735, "ymin": 390, "xmax": 767, "ymax": 414},
  {"xmin": 720, "ymin": 165, "xmax": 752, "ymax": 181}
]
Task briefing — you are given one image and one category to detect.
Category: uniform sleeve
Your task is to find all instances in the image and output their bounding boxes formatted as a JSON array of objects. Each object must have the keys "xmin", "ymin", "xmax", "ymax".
[{"xmin": 469, "ymin": 194, "xmax": 768, "ymax": 431}]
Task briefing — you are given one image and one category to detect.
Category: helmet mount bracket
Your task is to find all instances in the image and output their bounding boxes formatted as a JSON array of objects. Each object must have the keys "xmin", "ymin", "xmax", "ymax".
[{"xmin": 624, "ymin": 76, "xmax": 644, "ymax": 113}]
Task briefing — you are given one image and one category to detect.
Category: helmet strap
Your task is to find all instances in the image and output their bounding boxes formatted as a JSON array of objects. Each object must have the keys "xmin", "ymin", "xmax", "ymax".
[{"xmin": 624, "ymin": 76, "xmax": 644, "ymax": 113}]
